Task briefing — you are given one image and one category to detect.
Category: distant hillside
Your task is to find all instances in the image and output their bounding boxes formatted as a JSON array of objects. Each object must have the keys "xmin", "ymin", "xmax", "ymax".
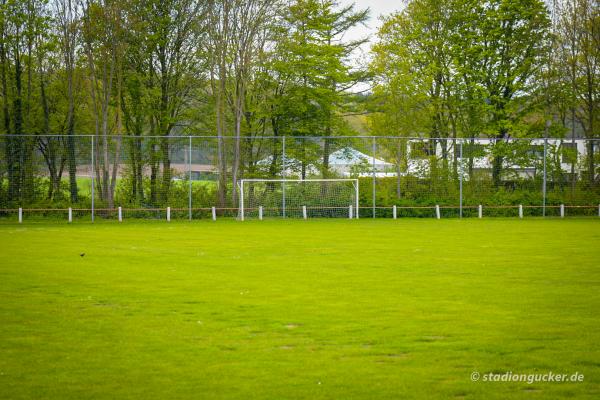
[{"xmin": 344, "ymin": 114, "xmax": 369, "ymax": 135}]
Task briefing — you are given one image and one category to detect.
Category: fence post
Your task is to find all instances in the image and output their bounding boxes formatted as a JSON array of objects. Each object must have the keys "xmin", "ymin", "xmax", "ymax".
[
  {"xmin": 542, "ymin": 138, "xmax": 547, "ymax": 217},
  {"xmin": 560, "ymin": 204, "xmax": 564, "ymax": 218},
  {"xmin": 91, "ymin": 135, "xmax": 95, "ymax": 223},
  {"xmin": 259, "ymin": 206, "xmax": 263, "ymax": 220},
  {"xmin": 212, "ymin": 206, "xmax": 216, "ymax": 221},
  {"xmin": 118, "ymin": 206, "xmax": 122, "ymax": 222},
  {"xmin": 354, "ymin": 179, "xmax": 359, "ymax": 219},
  {"xmin": 167, "ymin": 207, "xmax": 171, "ymax": 222},
  {"xmin": 188, "ymin": 136, "xmax": 192, "ymax": 221},
  {"xmin": 68, "ymin": 207, "xmax": 72, "ymax": 223},
  {"xmin": 519, "ymin": 204, "xmax": 523, "ymax": 219},
  {"xmin": 435, "ymin": 205, "xmax": 440, "ymax": 219},
  {"xmin": 372, "ymin": 137, "xmax": 376, "ymax": 219},
  {"xmin": 478, "ymin": 205, "xmax": 482, "ymax": 219},
  {"xmin": 302, "ymin": 205, "xmax": 307, "ymax": 220},
  {"xmin": 18, "ymin": 207, "xmax": 22, "ymax": 223},
  {"xmin": 393, "ymin": 205, "xmax": 397, "ymax": 220},
  {"xmin": 349, "ymin": 205, "xmax": 353, "ymax": 219},
  {"xmin": 598, "ymin": 204, "xmax": 600, "ymax": 217},
  {"xmin": 240, "ymin": 180, "xmax": 244, "ymax": 221},
  {"xmin": 459, "ymin": 140, "xmax": 463, "ymax": 218}
]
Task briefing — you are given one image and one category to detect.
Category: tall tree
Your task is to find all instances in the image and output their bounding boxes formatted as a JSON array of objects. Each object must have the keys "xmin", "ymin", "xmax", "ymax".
[
  {"xmin": 147, "ymin": 0, "xmax": 205, "ymax": 203},
  {"xmin": 371, "ymin": 0, "xmax": 457, "ymax": 177},
  {"xmin": 1, "ymin": 0, "xmax": 52, "ymax": 203},
  {"xmin": 206, "ymin": 0, "xmax": 274, "ymax": 206},
  {"xmin": 54, "ymin": 0, "xmax": 79, "ymax": 201},
  {"xmin": 371, "ymin": 0, "xmax": 550, "ymax": 186},
  {"xmin": 473, "ymin": 0, "xmax": 550, "ymax": 185},
  {"xmin": 271, "ymin": 0, "xmax": 368, "ymax": 179},
  {"xmin": 555, "ymin": 0, "xmax": 599, "ymax": 185},
  {"xmin": 81, "ymin": 0, "xmax": 125, "ymax": 208},
  {"xmin": 206, "ymin": 0, "xmax": 231, "ymax": 208},
  {"xmin": 227, "ymin": 0, "xmax": 273, "ymax": 206}
]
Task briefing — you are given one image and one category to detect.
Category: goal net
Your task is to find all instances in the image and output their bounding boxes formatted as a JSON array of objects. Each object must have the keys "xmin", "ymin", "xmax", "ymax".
[{"xmin": 239, "ymin": 179, "xmax": 359, "ymax": 220}]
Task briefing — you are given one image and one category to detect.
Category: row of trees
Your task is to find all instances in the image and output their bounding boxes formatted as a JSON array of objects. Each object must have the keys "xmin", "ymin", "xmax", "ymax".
[
  {"xmin": 0, "ymin": 0, "xmax": 369, "ymax": 207},
  {"xmin": 370, "ymin": 0, "xmax": 598, "ymax": 185},
  {"xmin": 0, "ymin": 0, "xmax": 597, "ymax": 209}
]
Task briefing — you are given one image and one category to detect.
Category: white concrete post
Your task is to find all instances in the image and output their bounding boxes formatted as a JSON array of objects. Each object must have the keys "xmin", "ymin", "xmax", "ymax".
[
  {"xmin": 212, "ymin": 206, "xmax": 216, "ymax": 221},
  {"xmin": 259, "ymin": 206, "xmax": 263, "ymax": 220},
  {"xmin": 302, "ymin": 205, "xmax": 307, "ymax": 220},
  {"xmin": 435, "ymin": 205, "xmax": 440, "ymax": 219},
  {"xmin": 519, "ymin": 204, "xmax": 523, "ymax": 219},
  {"xmin": 68, "ymin": 207, "xmax": 73, "ymax": 223},
  {"xmin": 478, "ymin": 205, "xmax": 482, "ymax": 219},
  {"xmin": 349, "ymin": 205, "xmax": 353, "ymax": 219},
  {"xmin": 393, "ymin": 205, "xmax": 397, "ymax": 219},
  {"xmin": 18, "ymin": 207, "xmax": 22, "ymax": 223},
  {"xmin": 167, "ymin": 207, "xmax": 171, "ymax": 222},
  {"xmin": 560, "ymin": 204, "xmax": 564, "ymax": 218},
  {"xmin": 118, "ymin": 206, "xmax": 122, "ymax": 222}
]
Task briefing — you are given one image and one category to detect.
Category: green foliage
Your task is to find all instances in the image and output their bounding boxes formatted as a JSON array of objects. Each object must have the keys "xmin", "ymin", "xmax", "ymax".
[
  {"xmin": 0, "ymin": 0, "xmax": 597, "ymax": 211},
  {"xmin": 370, "ymin": 0, "xmax": 551, "ymax": 140},
  {"xmin": 268, "ymin": 0, "xmax": 368, "ymax": 138}
]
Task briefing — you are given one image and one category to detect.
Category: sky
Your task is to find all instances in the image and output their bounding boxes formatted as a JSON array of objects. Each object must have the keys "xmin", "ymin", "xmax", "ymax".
[
  {"xmin": 338, "ymin": 0, "xmax": 405, "ymax": 91},
  {"xmin": 340, "ymin": 0, "xmax": 405, "ymax": 61}
]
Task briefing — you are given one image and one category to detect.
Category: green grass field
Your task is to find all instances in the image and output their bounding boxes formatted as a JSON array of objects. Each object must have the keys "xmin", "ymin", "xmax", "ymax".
[{"xmin": 1, "ymin": 219, "xmax": 599, "ymax": 399}]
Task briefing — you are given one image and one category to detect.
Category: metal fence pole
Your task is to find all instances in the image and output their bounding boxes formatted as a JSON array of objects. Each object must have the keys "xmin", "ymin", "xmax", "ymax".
[
  {"xmin": 543, "ymin": 138, "xmax": 547, "ymax": 217},
  {"xmin": 282, "ymin": 136, "xmax": 286, "ymax": 218},
  {"xmin": 188, "ymin": 136, "xmax": 192, "ymax": 221},
  {"xmin": 91, "ymin": 136, "xmax": 95, "ymax": 223},
  {"xmin": 459, "ymin": 140, "xmax": 463, "ymax": 218},
  {"xmin": 372, "ymin": 137, "xmax": 376, "ymax": 219},
  {"xmin": 240, "ymin": 180, "xmax": 244, "ymax": 221}
]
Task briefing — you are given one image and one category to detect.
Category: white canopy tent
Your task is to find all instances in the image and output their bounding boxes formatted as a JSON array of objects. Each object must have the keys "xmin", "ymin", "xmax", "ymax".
[
  {"xmin": 256, "ymin": 147, "xmax": 394, "ymax": 177},
  {"xmin": 328, "ymin": 147, "xmax": 394, "ymax": 176}
]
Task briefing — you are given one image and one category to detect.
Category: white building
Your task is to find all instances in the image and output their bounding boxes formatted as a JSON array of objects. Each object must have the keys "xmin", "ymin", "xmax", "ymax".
[{"xmin": 403, "ymin": 138, "xmax": 598, "ymax": 180}]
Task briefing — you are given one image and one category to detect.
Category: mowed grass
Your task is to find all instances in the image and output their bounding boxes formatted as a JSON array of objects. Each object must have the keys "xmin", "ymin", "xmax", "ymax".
[{"xmin": 0, "ymin": 219, "xmax": 599, "ymax": 399}]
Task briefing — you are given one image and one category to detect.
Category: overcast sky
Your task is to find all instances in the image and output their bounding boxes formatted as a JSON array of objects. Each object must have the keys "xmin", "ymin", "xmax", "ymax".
[
  {"xmin": 337, "ymin": 1, "xmax": 404, "ymax": 91},
  {"xmin": 340, "ymin": 0, "xmax": 405, "ymax": 62}
]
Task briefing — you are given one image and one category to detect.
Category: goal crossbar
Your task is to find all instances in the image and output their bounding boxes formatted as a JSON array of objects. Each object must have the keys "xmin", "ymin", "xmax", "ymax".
[{"xmin": 239, "ymin": 179, "xmax": 359, "ymax": 220}]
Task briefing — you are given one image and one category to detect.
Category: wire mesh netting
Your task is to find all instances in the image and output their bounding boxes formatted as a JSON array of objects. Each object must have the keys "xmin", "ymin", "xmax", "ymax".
[
  {"xmin": 240, "ymin": 179, "xmax": 358, "ymax": 219},
  {"xmin": 0, "ymin": 135, "xmax": 599, "ymax": 221}
]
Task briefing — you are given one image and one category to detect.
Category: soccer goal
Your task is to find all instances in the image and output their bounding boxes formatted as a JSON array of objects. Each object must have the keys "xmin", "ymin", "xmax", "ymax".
[{"xmin": 239, "ymin": 179, "xmax": 359, "ymax": 220}]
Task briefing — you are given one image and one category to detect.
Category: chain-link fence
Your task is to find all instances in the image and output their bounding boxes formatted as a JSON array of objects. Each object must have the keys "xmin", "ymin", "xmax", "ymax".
[{"xmin": 0, "ymin": 135, "xmax": 599, "ymax": 221}]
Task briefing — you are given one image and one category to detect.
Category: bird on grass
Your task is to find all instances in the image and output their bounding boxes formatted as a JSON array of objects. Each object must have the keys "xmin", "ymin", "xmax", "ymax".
[{"xmin": 80, "ymin": 253, "xmax": 85, "ymax": 257}]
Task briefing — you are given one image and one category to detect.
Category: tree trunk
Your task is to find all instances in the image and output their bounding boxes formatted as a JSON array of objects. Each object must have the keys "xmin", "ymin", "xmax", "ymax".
[
  {"xmin": 322, "ymin": 136, "xmax": 330, "ymax": 178},
  {"xmin": 160, "ymin": 136, "xmax": 170, "ymax": 203},
  {"xmin": 0, "ymin": 37, "xmax": 16, "ymax": 202},
  {"xmin": 14, "ymin": 44, "xmax": 24, "ymax": 202},
  {"xmin": 216, "ymin": 71, "xmax": 227, "ymax": 208},
  {"xmin": 268, "ymin": 118, "xmax": 279, "ymax": 177},
  {"xmin": 65, "ymin": 62, "xmax": 78, "ymax": 202},
  {"xmin": 588, "ymin": 140, "xmax": 595, "ymax": 185},
  {"xmin": 231, "ymin": 83, "xmax": 244, "ymax": 206},
  {"xmin": 150, "ymin": 140, "xmax": 158, "ymax": 205}
]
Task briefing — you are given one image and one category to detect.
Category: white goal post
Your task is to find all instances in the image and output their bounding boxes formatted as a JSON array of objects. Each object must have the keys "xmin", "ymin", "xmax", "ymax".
[{"xmin": 239, "ymin": 179, "xmax": 359, "ymax": 220}]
